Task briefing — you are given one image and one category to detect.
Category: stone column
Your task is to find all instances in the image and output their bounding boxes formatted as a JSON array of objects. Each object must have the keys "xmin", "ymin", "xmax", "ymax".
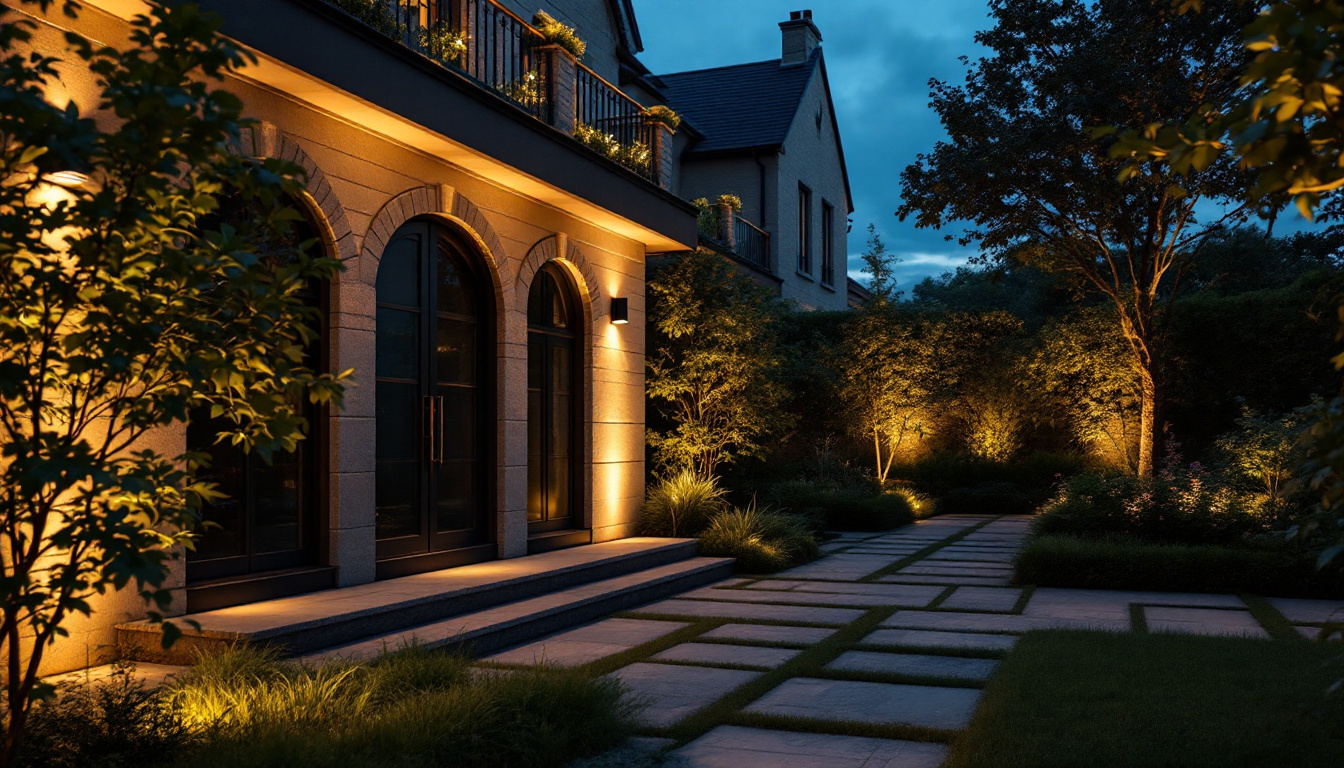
[
  {"xmin": 649, "ymin": 121, "xmax": 675, "ymax": 191},
  {"xmin": 718, "ymin": 201, "xmax": 736, "ymax": 250},
  {"xmin": 538, "ymin": 44, "xmax": 578, "ymax": 135}
]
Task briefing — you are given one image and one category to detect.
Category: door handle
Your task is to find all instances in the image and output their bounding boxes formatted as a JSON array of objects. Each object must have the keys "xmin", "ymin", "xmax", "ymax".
[
  {"xmin": 424, "ymin": 395, "xmax": 445, "ymax": 465},
  {"xmin": 434, "ymin": 395, "xmax": 445, "ymax": 465}
]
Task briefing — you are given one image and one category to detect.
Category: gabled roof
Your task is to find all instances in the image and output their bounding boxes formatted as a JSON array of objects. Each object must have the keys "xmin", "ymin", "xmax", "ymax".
[{"xmin": 658, "ymin": 51, "xmax": 820, "ymax": 156}]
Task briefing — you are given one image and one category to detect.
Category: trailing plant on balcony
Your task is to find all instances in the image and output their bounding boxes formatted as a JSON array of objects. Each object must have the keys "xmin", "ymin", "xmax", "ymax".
[
  {"xmin": 326, "ymin": 0, "xmax": 407, "ymax": 41},
  {"xmin": 499, "ymin": 69, "xmax": 544, "ymax": 112},
  {"xmin": 646, "ymin": 104, "xmax": 680, "ymax": 130},
  {"xmin": 716, "ymin": 192, "xmax": 742, "ymax": 211},
  {"xmin": 534, "ymin": 11, "xmax": 586, "ymax": 59},
  {"xmin": 574, "ymin": 122, "xmax": 651, "ymax": 175},
  {"xmin": 418, "ymin": 20, "xmax": 466, "ymax": 67}
]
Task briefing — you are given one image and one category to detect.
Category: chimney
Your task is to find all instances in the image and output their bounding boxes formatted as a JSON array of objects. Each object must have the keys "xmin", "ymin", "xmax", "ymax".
[{"xmin": 779, "ymin": 10, "xmax": 821, "ymax": 67}]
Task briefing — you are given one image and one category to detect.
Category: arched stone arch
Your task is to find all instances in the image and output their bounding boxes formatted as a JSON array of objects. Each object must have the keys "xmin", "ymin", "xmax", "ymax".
[
  {"xmin": 516, "ymin": 233, "xmax": 604, "ymax": 324},
  {"xmin": 230, "ymin": 121, "xmax": 356, "ymax": 263}
]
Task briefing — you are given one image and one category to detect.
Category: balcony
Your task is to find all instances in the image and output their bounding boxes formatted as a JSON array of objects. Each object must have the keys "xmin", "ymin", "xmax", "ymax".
[
  {"xmin": 697, "ymin": 200, "xmax": 772, "ymax": 273},
  {"xmin": 324, "ymin": 0, "xmax": 666, "ymax": 185}
]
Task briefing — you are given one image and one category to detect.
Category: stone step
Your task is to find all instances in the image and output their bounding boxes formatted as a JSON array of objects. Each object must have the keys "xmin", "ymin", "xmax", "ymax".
[
  {"xmin": 118, "ymin": 537, "xmax": 706, "ymax": 663},
  {"xmin": 302, "ymin": 556, "xmax": 736, "ymax": 662}
]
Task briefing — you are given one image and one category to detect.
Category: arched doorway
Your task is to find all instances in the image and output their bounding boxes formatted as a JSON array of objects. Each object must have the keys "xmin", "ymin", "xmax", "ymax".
[
  {"xmin": 375, "ymin": 219, "xmax": 495, "ymax": 578},
  {"xmin": 526, "ymin": 263, "xmax": 588, "ymax": 553},
  {"xmin": 186, "ymin": 197, "xmax": 332, "ymax": 611}
]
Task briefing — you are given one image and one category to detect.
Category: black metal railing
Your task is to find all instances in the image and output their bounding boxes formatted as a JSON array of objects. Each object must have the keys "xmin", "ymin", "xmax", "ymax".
[
  {"xmin": 734, "ymin": 216, "xmax": 771, "ymax": 271},
  {"xmin": 575, "ymin": 65, "xmax": 657, "ymax": 182}
]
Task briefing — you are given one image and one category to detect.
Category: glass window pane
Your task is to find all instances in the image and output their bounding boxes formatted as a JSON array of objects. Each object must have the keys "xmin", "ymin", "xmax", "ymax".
[
  {"xmin": 549, "ymin": 456, "xmax": 570, "ymax": 520},
  {"xmin": 252, "ymin": 456, "xmax": 302, "ymax": 554},
  {"xmin": 436, "ymin": 459, "xmax": 476, "ymax": 532},
  {"xmin": 377, "ymin": 234, "xmax": 421, "ymax": 308},
  {"xmin": 187, "ymin": 415, "xmax": 245, "ymax": 561},
  {"xmin": 436, "ymin": 246, "xmax": 476, "ymax": 316},
  {"xmin": 376, "ymin": 307, "xmax": 420, "ymax": 381},
  {"xmin": 377, "ymin": 382, "xmax": 420, "ymax": 461},
  {"xmin": 440, "ymin": 387, "xmax": 476, "ymax": 461},
  {"xmin": 436, "ymin": 318, "xmax": 477, "ymax": 385},
  {"xmin": 376, "ymin": 461, "xmax": 420, "ymax": 539},
  {"xmin": 527, "ymin": 385, "xmax": 543, "ymax": 523}
]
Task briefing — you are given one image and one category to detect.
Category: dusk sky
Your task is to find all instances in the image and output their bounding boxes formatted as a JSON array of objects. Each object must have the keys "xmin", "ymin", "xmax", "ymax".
[{"xmin": 628, "ymin": 1, "xmax": 1314, "ymax": 291}]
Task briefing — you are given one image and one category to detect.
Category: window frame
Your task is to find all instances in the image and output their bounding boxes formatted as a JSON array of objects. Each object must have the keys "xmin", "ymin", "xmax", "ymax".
[
  {"xmin": 821, "ymin": 200, "xmax": 835, "ymax": 286},
  {"xmin": 798, "ymin": 183, "xmax": 812, "ymax": 275}
]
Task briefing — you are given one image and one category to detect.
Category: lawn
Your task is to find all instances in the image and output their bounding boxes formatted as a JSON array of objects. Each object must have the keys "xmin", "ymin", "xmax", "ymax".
[{"xmin": 945, "ymin": 630, "xmax": 1344, "ymax": 768}]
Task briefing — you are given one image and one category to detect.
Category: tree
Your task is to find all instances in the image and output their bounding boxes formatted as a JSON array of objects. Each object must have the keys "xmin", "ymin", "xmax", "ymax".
[
  {"xmin": 645, "ymin": 250, "xmax": 789, "ymax": 477},
  {"xmin": 858, "ymin": 224, "xmax": 901, "ymax": 303},
  {"xmin": 898, "ymin": 0, "xmax": 1258, "ymax": 476},
  {"xmin": 0, "ymin": 3, "xmax": 346, "ymax": 763}
]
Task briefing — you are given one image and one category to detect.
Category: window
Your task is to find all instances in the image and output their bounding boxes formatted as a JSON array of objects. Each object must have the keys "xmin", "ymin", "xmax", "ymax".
[
  {"xmin": 821, "ymin": 201, "xmax": 835, "ymax": 286},
  {"xmin": 798, "ymin": 184, "xmax": 812, "ymax": 274}
]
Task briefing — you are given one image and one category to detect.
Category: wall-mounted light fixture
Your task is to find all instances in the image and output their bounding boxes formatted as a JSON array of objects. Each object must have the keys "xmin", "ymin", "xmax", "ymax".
[
  {"xmin": 42, "ymin": 171, "xmax": 91, "ymax": 189},
  {"xmin": 610, "ymin": 297, "xmax": 629, "ymax": 325}
]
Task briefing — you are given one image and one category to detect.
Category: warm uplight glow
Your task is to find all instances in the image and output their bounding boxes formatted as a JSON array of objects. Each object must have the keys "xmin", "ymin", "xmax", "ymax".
[
  {"xmin": 42, "ymin": 171, "xmax": 91, "ymax": 189},
  {"xmin": 610, "ymin": 297, "xmax": 628, "ymax": 324}
]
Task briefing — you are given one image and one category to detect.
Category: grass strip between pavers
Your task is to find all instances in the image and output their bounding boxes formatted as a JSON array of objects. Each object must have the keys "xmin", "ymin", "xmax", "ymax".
[
  {"xmin": 646, "ymin": 605, "xmax": 903, "ymax": 744},
  {"xmin": 1009, "ymin": 585, "xmax": 1035, "ymax": 614},
  {"xmin": 1128, "ymin": 602, "xmax": 1148, "ymax": 633},
  {"xmin": 860, "ymin": 517, "xmax": 1005, "ymax": 583},
  {"xmin": 726, "ymin": 711, "xmax": 958, "ymax": 745},
  {"xmin": 1240, "ymin": 593, "xmax": 1304, "ymax": 641}
]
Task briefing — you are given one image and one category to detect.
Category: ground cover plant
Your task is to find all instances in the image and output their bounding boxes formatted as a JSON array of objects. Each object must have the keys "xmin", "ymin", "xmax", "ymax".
[
  {"xmin": 17, "ymin": 646, "xmax": 636, "ymax": 768},
  {"xmin": 945, "ymin": 630, "xmax": 1344, "ymax": 767},
  {"xmin": 696, "ymin": 502, "xmax": 818, "ymax": 573},
  {"xmin": 766, "ymin": 479, "xmax": 914, "ymax": 531}
]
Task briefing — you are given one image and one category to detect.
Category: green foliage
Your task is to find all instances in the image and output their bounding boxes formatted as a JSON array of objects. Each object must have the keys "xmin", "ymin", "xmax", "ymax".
[
  {"xmin": 157, "ymin": 645, "xmax": 634, "ymax": 768},
  {"xmin": 1212, "ymin": 399, "xmax": 1315, "ymax": 502},
  {"xmin": 938, "ymin": 484, "xmax": 1033, "ymax": 516},
  {"xmin": 946, "ymin": 631, "xmax": 1344, "ymax": 767},
  {"xmin": 856, "ymin": 224, "xmax": 900, "ymax": 304},
  {"xmin": 1015, "ymin": 534, "xmax": 1343, "ymax": 597},
  {"xmin": 645, "ymin": 105, "xmax": 680, "ymax": 130},
  {"xmin": 715, "ymin": 193, "xmax": 742, "ymax": 212},
  {"xmin": 0, "ymin": 4, "xmax": 347, "ymax": 762},
  {"xmin": 1032, "ymin": 464, "xmax": 1270, "ymax": 547},
  {"xmin": 18, "ymin": 662, "xmax": 190, "ymax": 768},
  {"xmin": 698, "ymin": 502, "xmax": 819, "ymax": 573},
  {"xmin": 646, "ymin": 250, "xmax": 790, "ymax": 477},
  {"xmin": 638, "ymin": 469, "xmax": 726, "ymax": 537},
  {"xmin": 899, "ymin": 0, "xmax": 1259, "ymax": 476},
  {"xmin": 573, "ymin": 123, "xmax": 651, "ymax": 175},
  {"xmin": 417, "ymin": 21, "xmax": 465, "ymax": 66},
  {"xmin": 534, "ymin": 11, "xmax": 586, "ymax": 59},
  {"xmin": 326, "ymin": 0, "xmax": 406, "ymax": 40},
  {"xmin": 897, "ymin": 452, "xmax": 1090, "ymax": 503},
  {"xmin": 766, "ymin": 479, "xmax": 914, "ymax": 532}
]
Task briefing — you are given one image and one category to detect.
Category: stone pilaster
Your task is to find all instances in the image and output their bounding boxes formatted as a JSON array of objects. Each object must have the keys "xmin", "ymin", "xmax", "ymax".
[
  {"xmin": 538, "ymin": 44, "xmax": 578, "ymax": 135},
  {"xmin": 649, "ymin": 121, "xmax": 675, "ymax": 191},
  {"xmin": 718, "ymin": 201, "xmax": 736, "ymax": 250}
]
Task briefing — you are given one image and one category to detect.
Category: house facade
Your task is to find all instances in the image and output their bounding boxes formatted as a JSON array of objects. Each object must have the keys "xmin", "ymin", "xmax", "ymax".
[
  {"xmin": 22, "ymin": 0, "xmax": 697, "ymax": 675},
  {"xmin": 653, "ymin": 10, "xmax": 855, "ymax": 311}
]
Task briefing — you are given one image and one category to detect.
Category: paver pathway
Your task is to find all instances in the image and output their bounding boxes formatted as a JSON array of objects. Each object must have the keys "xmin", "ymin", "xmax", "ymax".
[{"xmin": 487, "ymin": 513, "xmax": 1344, "ymax": 768}]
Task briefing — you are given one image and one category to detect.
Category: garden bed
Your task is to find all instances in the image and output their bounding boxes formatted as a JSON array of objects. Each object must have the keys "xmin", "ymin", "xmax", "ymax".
[{"xmin": 946, "ymin": 630, "xmax": 1344, "ymax": 767}]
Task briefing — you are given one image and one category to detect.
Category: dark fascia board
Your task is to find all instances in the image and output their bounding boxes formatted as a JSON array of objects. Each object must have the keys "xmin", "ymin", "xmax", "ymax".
[{"xmin": 182, "ymin": 0, "xmax": 697, "ymax": 247}]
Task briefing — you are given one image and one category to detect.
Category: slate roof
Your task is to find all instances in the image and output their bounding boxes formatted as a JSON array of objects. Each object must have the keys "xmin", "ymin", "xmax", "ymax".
[{"xmin": 658, "ymin": 51, "xmax": 820, "ymax": 156}]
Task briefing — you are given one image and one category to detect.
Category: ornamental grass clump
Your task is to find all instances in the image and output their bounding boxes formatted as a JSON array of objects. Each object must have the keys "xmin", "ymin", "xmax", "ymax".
[
  {"xmin": 698, "ymin": 501, "xmax": 818, "ymax": 573},
  {"xmin": 639, "ymin": 469, "xmax": 726, "ymax": 537}
]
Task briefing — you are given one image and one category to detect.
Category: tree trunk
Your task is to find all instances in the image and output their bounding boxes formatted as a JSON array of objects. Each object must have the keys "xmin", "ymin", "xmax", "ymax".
[{"xmin": 1136, "ymin": 359, "xmax": 1157, "ymax": 478}]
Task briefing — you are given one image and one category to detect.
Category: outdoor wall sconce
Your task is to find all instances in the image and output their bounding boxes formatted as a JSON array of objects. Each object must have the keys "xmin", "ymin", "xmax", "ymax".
[{"xmin": 610, "ymin": 297, "xmax": 629, "ymax": 325}]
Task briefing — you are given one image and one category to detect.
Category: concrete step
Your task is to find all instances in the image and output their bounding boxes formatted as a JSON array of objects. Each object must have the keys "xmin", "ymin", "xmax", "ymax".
[
  {"xmin": 302, "ymin": 556, "xmax": 736, "ymax": 662},
  {"xmin": 118, "ymin": 537, "xmax": 704, "ymax": 663}
]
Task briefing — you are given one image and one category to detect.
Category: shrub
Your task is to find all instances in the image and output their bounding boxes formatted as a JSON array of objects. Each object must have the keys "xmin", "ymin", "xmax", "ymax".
[
  {"xmin": 698, "ymin": 503, "xmax": 819, "ymax": 573},
  {"xmin": 1032, "ymin": 467, "xmax": 1269, "ymax": 546},
  {"xmin": 534, "ymin": 11, "xmax": 586, "ymax": 58},
  {"xmin": 19, "ymin": 662, "xmax": 190, "ymax": 768},
  {"xmin": 939, "ymin": 483, "xmax": 1033, "ymax": 515},
  {"xmin": 891, "ymin": 485, "xmax": 937, "ymax": 519},
  {"xmin": 766, "ymin": 479, "xmax": 913, "ymax": 531},
  {"xmin": 328, "ymin": 0, "xmax": 406, "ymax": 39},
  {"xmin": 639, "ymin": 470, "xmax": 726, "ymax": 537},
  {"xmin": 898, "ymin": 451, "xmax": 1089, "ymax": 502},
  {"xmin": 1015, "ymin": 534, "xmax": 1344, "ymax": 597}
]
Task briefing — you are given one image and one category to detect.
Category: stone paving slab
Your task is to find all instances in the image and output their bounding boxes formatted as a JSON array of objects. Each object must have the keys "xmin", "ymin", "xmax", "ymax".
[
  {"xmin": 899, "ymin": 564, "xmax": 1012, "ymax": 577},
  {"xmin": 630, "ymin": 598, "xmax": 865, "ymax": 626},
  {"xmin": 674, "ymin": 725, "xmax": 948, "ymax": 768},
  {"xmin": 1268, "ymin": 597, "xmax": 1344, "ymax": 624},
  {"xmin": 828, "ymin": 650, "xmax": 999, "ymax": 681},
  {"xmin": 926, "ymin": 552, "xmax": 1016, "ymax": 563},
  {"xmin": 653, "ymin": 642, "xmax": 801, "ymax": 669},
  {"xmin": 610, "ymin": 663, "xmax": 760, "ymax": 728},
  {"xmin": 861, "ymin": 628, "xmax": 1019, "ymax": 652},
  {"xmin": 753, "ymin": 581, "xmax": 945, "ymax": 605},
  {"xmin": 879, "ymin": 574, "xmax": 1013, "ymax": 587},
  {"xmin": 744, "ymin": 677, "xmax": 981, "ymax": 730},
  {"xmin": 679, "ymin": 587, "xmax": 903, "ymax": 608},
  {"xmin": 939, "ymin": 586, "xmax": 1022, "ymax": 612},
  {"xmin": 1145, "ymin": 607, "xmax": 1269, "ymax": 638},
  {"xmin": 882, "ymin": 609, "xmax": 1128, "ymax": 633},
  {"xmin": 775, "ymin": 555, "xmax": 897, "ymax": 581},
  {"xmin": 699, "ymin": 623, "xmax": 837, "ymax": 647},
  {"xmin": 485, "ymin": 618, "xmax": 687, "ymax": 667}
]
